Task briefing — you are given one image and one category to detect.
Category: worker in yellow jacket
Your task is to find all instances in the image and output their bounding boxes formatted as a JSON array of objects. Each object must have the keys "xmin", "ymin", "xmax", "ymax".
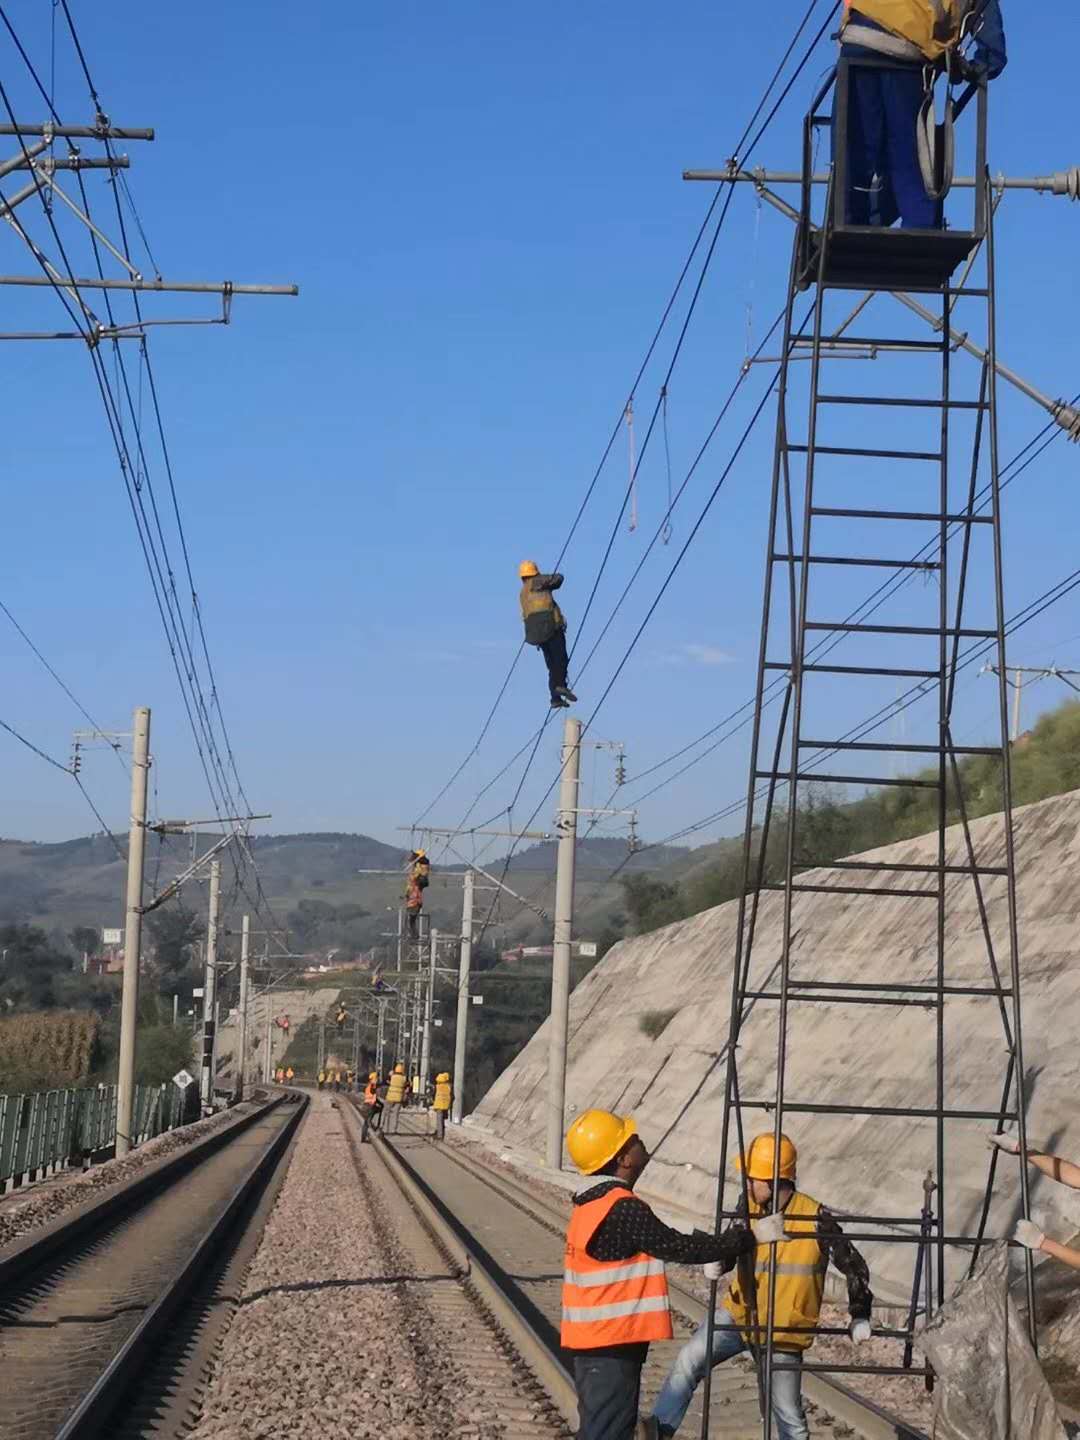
[
  {"xmin": 317, "ymin": 1069, "xmax": 325, "ymax": 1090},
  {"xmin": 431, "ymin": 1072, "xmax": 452, "ymax": 1141},
  {"xmin": 649, "ymin": 1133, "xmax": 873, "ymax": 1440},
  {"xmin": 385, "ymin": 1063, "xmax": 408, "ymax": 1134},
  {"xmin": 519, "ymin": 561, "xmax": 577, "ymax": 708},
  {"xmin": 838, "ymin": 1, "xmax": 1006, "ymax": 229}
]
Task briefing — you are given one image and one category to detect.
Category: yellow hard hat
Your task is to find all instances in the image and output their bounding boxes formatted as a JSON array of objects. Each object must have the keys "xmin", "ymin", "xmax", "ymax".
[
  {"xmin": 519, "ymin": 560, "xmax": 540, "ymax": 578},
  {"xmin": 415, "ymin": 848, "xmax": 427, "ymax": 859},
  {"xmin": 369, "ymin": 1071, "xmax": 378, "ymax": 1081},
  {"xmin": 436, "ymin": 1072, "xmax": 450, "ymax": 1082},
  {"xmin": 737, "ymin": 1132, "xmax": 797, "ymax": 1181},
  {"xmin": 566, "ymin": 1110, "xmax": 637, "ymax": 1176},
  {"xmin": 394, "ymin": 1062, "xmax": 404, "ymax": 1074}
]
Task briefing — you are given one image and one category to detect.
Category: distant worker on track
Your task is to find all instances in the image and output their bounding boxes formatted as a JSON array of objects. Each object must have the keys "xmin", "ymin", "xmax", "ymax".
[
  {"xmin": 361, "ymin": 1070, "xmax": 384, "ymax": 1142},
  {"xmin": 519, "ymin": 560, "xmax": 577, "ymax": 709},
  {"xmin": 838, "ymin": 0, "xmax": 1007, "ymax": 229},
  {"xmin": 385, "ymin": 1062, "xmax": 408, "ymax": 1134},
  {"xmin": 649, "ymin": 1132, "xmax": 873, "ymax": 1440},
  {"xmin": 431, "ymin": 1072, "xmax": 452, "ymax": 1141},
  {"xmin": 317, "ymin": 1070, "xmax": 325, "ymax": 1090},
  {"xmin": 285, "ymin": 1066, "xmax": 295, "ymax": 1082},
  {"xmin": 562, "ymin": 1109, "xmax": 756, "ymax": 1440},
  {"xmin": 989, "ymin": 1131, "xmax": 1080, "ymax": 1272}
]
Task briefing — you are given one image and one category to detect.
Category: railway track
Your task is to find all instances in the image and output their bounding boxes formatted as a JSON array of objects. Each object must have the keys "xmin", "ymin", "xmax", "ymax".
[
  {"xmin": 363, "ymin": 1107, "xmax": 930, "ymax": 1440},
  {"xmin": 0, "ymin": 1091, "xmax": 305, "ymax": 1440},
  {"xmin": 338, "ymin": 1093, "xmax": 574, "ymax": 1437}
]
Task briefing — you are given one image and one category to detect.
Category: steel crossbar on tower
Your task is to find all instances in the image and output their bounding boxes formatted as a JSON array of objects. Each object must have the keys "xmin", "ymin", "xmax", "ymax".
[{"xmin": 702, "ymin": 61, "xmax": 1038, "ymax": 1440}]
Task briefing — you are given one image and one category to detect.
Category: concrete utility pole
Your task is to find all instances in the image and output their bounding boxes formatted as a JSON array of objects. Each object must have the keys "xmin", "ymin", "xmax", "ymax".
[
  {"xmin": 237, "ymin": 914, "xmax": 250, "ymax": 1101},
  {"xmin": 172, "ymin": 993, "xmax": 179, "ymax": 1026},
  {"xmin": 264, "ymin": 988, "xmax": 274, "ymax": 1082},
  {"xmin": 419, "ymin": 928, "xmax": 437, "ymax": 1093},
  {"xmin": 376, "ymin": 999, "xmax": 387, "ymax": 1076},
  {"xmin": 981, "ymin": 663, "xmax": 1080, "ymax": 740},
  {"xmin": 199, "ymin": 859, "xmax": 222, "ymax": 1112},
  {"xmin": 115, "ymin": 705, "xmax": 150, "ymax": 1158},
  {"xmin": 452, "ymin": 868, "xmax": 475, "ymax": 1125},
  {"xmin": 546, "ymin": 715, "xmax": 582, "ymax": 1170}
]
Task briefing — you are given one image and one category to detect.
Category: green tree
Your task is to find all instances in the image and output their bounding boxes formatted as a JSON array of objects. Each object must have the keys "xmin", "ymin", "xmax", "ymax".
[
  {"xmin": 68, "ymin": 925, "xmax": 99, "ymax": 958},
  {"xmin": 147, "ymin": 907, "xmax": 203, "ymax": 978}
]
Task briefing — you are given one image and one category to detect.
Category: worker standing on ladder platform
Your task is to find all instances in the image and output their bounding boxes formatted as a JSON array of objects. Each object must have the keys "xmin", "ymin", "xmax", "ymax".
[
  {"xmin": 404, "ymin": 849, "xmax": 429, "ymax": 938},
  {"xmin": 519, "ymin": 560, "xmax": 578, "ymax": 709},
  {"xmin": 562, "ymin": 1110, "xmax": 757, "ymax": 1440},
  {"xmin": 649, "ymin": 1134, "xmax": 873, "ymax": 1440},
  {"xmin": 838, "ymin": 0, "xmax": 1007, "ymax": 228}
]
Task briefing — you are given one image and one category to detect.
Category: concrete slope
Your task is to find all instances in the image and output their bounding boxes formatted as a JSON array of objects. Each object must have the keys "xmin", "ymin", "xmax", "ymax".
[{"xmin": 472, "ymin": 787, "xmax": 1080, "ymax": 1303}]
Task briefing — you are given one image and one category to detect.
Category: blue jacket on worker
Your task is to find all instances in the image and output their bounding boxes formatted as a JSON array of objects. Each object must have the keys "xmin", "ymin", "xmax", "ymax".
[{"xmin": 838, "ymin": 2, "xmax": 1007, "ymax": 229}]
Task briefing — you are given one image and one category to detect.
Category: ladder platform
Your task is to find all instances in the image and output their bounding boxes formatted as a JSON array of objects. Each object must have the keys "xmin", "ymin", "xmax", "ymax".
[{"xmin": 802, "ymin": 225, "xmax": 979, "ymax": 292}]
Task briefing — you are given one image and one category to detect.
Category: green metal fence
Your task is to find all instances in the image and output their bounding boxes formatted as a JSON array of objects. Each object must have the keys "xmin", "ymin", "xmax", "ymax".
[{"xmin": 0, "ymin": 1082, "xmax": 189, "ymax": 1191}]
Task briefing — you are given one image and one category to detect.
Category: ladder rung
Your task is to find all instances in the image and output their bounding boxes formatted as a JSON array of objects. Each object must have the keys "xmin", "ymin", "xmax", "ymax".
[
  {"xmin": 772, "ymin": 553, "xmax": 938, "ymax": 571},
  {"xmin": 798, "ymin": 663, "xmax": 940, "ymax": 678},
  {"xmin": 806, "ymin": 622, "xmax": 997, "ymax": 638},
  {"xmin": 811, "ymin": 506, "xmax": 993, "ymax": 525},
  {"xmin": 816, "ymin": 395, "xmax": 990, "ymax": 411},
  {"xmin": 811, "ymin": 859, "xmax": 1009, "ymax": 877},
  {"xmin": 787, "ymin": 444, "xmax": 943, "ymax": 462},
  {"xmin": 745, "ymin": 990, "xmax": 937, "ymax": 1007},
  {"xmin": 786, "ymin": 981, "xmax": 1012, "ymax": 997},
  {"xmin": 799, "ymin": 739, "xmax": 1000, "ymax": 757},
  {"xmin": 741, "ymin": 1100, "xmax": 1017, "ymax": 1122},
  {"xmin": 755, "ymin": 770, "xmax": 941, "ymax": 790},
  {"xmin": 758, "ymin": 881, "xmax": 938, "ymax": 899}
]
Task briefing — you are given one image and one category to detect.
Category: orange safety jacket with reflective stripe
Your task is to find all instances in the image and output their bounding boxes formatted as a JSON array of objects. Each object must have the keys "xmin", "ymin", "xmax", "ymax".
[
  {"xmin": 560, "ymin": 1187, "xmax": 673, "ymax": 1350},
  {"xmin": 364, "ymin": 1080, "xmax": 378, "ymax": 1104}
]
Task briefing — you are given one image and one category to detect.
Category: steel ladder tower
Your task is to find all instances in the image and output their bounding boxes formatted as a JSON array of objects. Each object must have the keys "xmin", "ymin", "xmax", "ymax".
[{"xmin": 706, "ymin": 60, "xmax": 1036, "ymax": 1440}]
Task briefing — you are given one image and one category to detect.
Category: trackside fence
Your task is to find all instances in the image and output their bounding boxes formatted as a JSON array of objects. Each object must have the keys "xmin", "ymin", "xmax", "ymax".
[{"xmin": 0, "ymin": 1082, "xmax": 192, "ymax": 1193}]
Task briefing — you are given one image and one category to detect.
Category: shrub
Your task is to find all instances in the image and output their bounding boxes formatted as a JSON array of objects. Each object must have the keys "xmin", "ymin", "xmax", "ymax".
[{"xmin": 639, "ymin": 1008, "xmax": 678, "ymax": 1040}]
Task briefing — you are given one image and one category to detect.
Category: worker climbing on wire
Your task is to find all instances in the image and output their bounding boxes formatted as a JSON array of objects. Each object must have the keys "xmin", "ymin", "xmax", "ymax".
[
  {"xmin": 988, "ymin": 1131, "xmax": 1080, "ymax": 1272},
  {"xmin": 403, "ymin": 849, "xmax": 430, "ymax": 940},
  {"xmin": 838, "ymin": 0, "xmax": 1007, "ymax": 229},
  {"xmin": 431, "ymin": 1071, "xmax": 452, "ymax": 1141},
  {"xmin": 561, "ymin": 1109, "xmax": 758, "ymax": 1440},
  {"xmin": 648, "ymin": 1132, "xmax": 873, "ymax": 1440},
  {"xmin": 519, "ymin": 560, "xmax": 577, "ymax": 709}
]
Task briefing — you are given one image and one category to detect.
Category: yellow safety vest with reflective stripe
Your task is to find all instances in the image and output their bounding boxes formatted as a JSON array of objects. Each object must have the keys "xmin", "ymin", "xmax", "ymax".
[
  {"xmin": 726, "ymin": 1191, "xmax": 826, "ymax": 1352},
  {"xmin": 386, "ymin": 1072, "xmax": 407, "ymax": 1104},
  {"xmin": 433, "ymin": 1079, "xmax": 452, "ymax": 1112}
]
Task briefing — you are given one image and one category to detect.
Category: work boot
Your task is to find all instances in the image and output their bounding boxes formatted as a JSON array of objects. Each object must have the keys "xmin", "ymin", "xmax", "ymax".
[
  {"xmin": 550, "ymin": 696, "xmax": 570, "ymax": 708},
  {"xmin": 556, "ymin": 685, "xmax": 578, "ymax": 703}
]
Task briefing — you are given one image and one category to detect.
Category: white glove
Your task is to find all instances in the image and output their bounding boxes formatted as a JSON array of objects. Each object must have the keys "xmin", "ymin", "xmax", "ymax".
[
  {"xmin": 1012, "ymin": 1219, "xmax": 1045, "ymax": 1251},
  {"xmin": 987, "ymin": 1131, "xmax": 1021, "ymax": 1155},
  {"xmin": 702, "ymin": 1261, "xmax": 724, "ymax": 1282},
  {"xmin": 850, "ymin": 1319, "xmax": 872, "ymax": 1345},
  {"xmin": 751, "ymin": 1211, "xmax": 788, "ymax": 1246}
]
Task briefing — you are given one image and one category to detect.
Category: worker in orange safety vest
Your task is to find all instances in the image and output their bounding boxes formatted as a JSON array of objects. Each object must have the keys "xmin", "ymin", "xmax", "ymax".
[{"xmin": 561, "ymin": 1110, "xmax": 754, "ymax": 1440}]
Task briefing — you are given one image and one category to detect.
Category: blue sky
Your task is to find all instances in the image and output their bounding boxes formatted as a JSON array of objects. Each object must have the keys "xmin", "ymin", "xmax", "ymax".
[{"xmin": 2, "ymin": 1, "xmax": 1078, "ymax": 858}]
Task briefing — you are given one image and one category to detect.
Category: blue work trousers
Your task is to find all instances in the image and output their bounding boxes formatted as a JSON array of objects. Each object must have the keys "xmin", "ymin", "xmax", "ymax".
[
  {"xmin": 840, "ymin": 51, "xmax": 941, "ymax": 229},
  {"xmin": 572, "ymin": 1350, "xmax": 644, "ymax": 1440},
  {"xmin": 651, "ymin": 1308, "xmax": 809, "ymax": 1439}
]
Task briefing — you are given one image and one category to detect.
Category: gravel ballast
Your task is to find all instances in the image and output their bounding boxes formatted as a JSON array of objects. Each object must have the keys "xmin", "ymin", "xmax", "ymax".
[{"xmin": 187, "ymin": 1092, "xmax": 514, "ymax": 1440}]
